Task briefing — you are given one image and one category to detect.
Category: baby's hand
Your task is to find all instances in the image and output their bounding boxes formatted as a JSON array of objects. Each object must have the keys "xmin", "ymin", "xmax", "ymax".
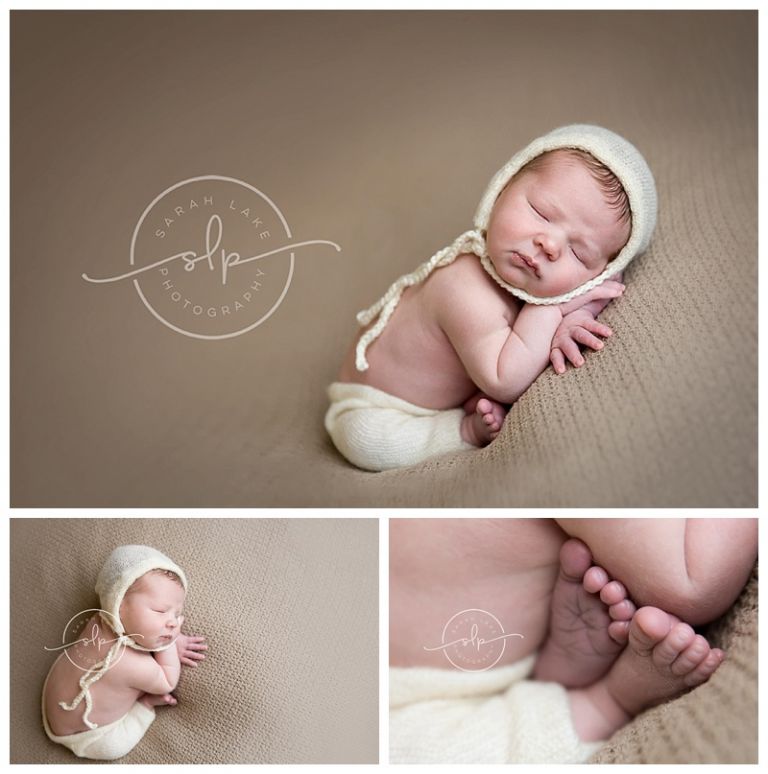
[
  {"xmin": 557, "ymin": 280, "xmax": 625, "ymax": 317},
  {"xmin": 175, "ymin": 628, "xmax": 208, "ymax": 668},
  {"xmin": 550, "ymin": 308, "xmax": 613, "ymax": 374}
]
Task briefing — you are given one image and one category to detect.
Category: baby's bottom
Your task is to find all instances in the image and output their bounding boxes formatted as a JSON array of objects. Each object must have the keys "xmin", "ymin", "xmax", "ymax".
[
  {"xmin": 390, "ymin": 657, "xmax": 601, "ymax": 764},
  {"xmin": 42, "ymin": 700, "xmax": 155, "ymax": 760},
  {"xmin": 325, "ymin": 382, "xmax": 473, "ymax": 471}
]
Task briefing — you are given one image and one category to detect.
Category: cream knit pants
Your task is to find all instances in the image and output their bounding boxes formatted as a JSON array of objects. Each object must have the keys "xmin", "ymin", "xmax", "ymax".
[
  {"xmin": 390, "ymin": 656, "xmax": 604, "ymax": 764},
  {"xmin": 325, "ymin": 382, "xmax": 474, "ymax": 471},
  {"xmin": 42, "ymin": 667, "xmax": 155, "ymax": 760}
]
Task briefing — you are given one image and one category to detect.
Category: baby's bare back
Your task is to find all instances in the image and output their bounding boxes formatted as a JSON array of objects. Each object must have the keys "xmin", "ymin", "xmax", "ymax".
[
  {"xmin": 338, "ymin": 254, "xmax": 522, "ymax": 409},
  {"xmin": 43, "ymin": 615, "xmax": 146, "ymax": 736},
  {"xmin": 390, "ymin": 519, "xmax": 568, "ymax": 668}
]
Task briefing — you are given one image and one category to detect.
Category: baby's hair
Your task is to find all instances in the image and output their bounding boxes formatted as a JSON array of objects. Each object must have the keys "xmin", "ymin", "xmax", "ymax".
[
  {"xmin": 126, "ymin": 568, "xmax": 184, "ymax": 594},
  {"xmin": 519, "ymin": 148, "xmax": 632, "ymax": 229}
]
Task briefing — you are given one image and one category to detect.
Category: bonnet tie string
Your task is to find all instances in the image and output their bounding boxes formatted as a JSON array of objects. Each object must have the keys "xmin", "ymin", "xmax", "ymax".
[
  {"xmin": 58, "ymin": 636, "xmax": 128, "ymax": 730},
  {"xmin": 355, "ymin": 229, "xmax": 487, "ymax": 371}
]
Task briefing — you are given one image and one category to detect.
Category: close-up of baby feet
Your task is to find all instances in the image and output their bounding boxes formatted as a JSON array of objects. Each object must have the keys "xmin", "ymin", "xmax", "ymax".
[
  {"xmin": 570, "ymin": 605, "xmax": 726, "ymax": 743},
  {"xmin": 604, "ymin": 606, "xmax": 725, "ymax": 716},
  {"xmin": 534, "ymin": 538, "xmax": 637, "ymax": 688},
  {"xmin": 461, "ymin": 394, "xmax": 508, "ymax": 447}
]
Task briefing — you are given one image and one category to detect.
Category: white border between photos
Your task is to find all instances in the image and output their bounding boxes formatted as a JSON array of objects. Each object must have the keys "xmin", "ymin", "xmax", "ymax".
[{"xmin": 3, "ymin": 0, "xmax": 764, "ymax": 771}]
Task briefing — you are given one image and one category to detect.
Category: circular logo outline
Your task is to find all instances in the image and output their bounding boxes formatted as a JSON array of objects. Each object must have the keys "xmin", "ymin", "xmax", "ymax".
[
  {"xmin": 130, "ymin": 174, "xmax": 295, "ymax": 340},
  {"xmin": 440, "ymin": 607, "xmax": 508, "ymax": 672},
  {"xmin": 62, "ymin": 608, "xmax": 127, "ymax": 673}
]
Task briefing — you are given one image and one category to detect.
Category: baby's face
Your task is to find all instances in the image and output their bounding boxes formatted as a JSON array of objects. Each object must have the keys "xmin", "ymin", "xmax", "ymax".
[
  {"xmin": 119, "ymin": 571, "xmax": 186, "ymax": 649},
  {"xmin": 485, "ymin": 153, "xmax": 631, "ymax": 297}
]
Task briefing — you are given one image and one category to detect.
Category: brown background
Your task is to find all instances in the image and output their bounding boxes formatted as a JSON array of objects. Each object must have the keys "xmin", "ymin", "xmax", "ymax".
[
  {"xmin": 11, "ymin": 11, "xmax": 757, "ymax": 506},
  {"xmin": 10, "ymin": 518, "xmax": 379, "ymax": 763}
]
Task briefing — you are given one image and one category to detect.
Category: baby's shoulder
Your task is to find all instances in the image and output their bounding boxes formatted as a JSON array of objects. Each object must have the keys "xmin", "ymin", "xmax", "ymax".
[
  {"xmin": 425, "ymin": 253, "xmax": 518, "ymax": 316},
  {"xmin": 425, "ymin": 252, "xmax": 494, "ymax": 297}
]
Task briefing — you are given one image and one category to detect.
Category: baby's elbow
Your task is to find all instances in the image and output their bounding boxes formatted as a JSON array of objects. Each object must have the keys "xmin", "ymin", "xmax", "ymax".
[{"xmin": 473, "ymin": 372, "xmax": 521, "ymax": 405}]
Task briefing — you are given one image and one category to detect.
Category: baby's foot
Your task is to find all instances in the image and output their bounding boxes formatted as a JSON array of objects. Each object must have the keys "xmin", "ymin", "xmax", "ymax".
[
  {"xmin": 139, "ymin": 693, "xmax": 177, "ymax": 710},
  {"xmin": 570, "ymin": 606, "xmax": 725, "ymax": 741},
  {"xmin": 533, "ymin": 538, "xmax": 636, "ymax": 688},
  {"xmin": 460, "ymin": 394, "xmax": 507, "ymax": 447}
]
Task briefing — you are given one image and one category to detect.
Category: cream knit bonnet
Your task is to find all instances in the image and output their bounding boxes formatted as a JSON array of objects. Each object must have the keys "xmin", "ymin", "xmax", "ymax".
[
  {"xmin": 355, "ymin": 123, "xmax": 657, "ymax": 371},
  {"xmin": 59, "ymin": 545, "xmax": 188, "ymax": 729}
]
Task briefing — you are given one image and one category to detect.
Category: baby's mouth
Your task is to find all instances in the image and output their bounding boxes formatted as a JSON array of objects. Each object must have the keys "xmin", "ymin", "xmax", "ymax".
[{"xmin": 511, "ymin": 251, "xmax": 540, "ymax": 277}]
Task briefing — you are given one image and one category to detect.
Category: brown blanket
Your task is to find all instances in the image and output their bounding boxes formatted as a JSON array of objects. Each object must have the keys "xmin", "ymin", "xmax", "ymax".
[{"xmin": 10, "ymin": 10, "xmax": 757, "ymax": 507}]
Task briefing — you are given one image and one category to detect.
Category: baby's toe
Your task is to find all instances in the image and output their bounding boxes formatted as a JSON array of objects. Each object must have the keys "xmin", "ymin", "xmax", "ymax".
[
  {"xmin": 608, "ymin": 598, "xmax": 636, "ymax": 621},
  {"xmin": 608, "ymin": 619, "xmax": 631, "ymax": 644},
  {"xmin": 629, "ymin": 607, "xmax": 676, "ymax": 655},
  {"xmin": 669, "ymin": 634, "xmax": 710, "ymax": 675},
  {"xmin": 558, "ymin": 538, "xmax": 593, "ymax": 582},
  {"xmin": 476, "ymin": 398, "xmax": 492, "ymax": 415},
  {"xmin": 599, "ymin": 580, "xmax": 628, "ymax": 606},
  {"xmin": 583, "ymin": 565, "xmax": 609, "ymax": 594},
  {"xmin": 683, "ymin": 648, "xmax": 724, "ymax": 687},
  {"xmin": 652, "ymin": 622, "xmax": 696, "ymax": 667}
]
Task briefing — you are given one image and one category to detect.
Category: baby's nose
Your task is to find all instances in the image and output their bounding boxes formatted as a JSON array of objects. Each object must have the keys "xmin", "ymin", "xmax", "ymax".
[{"xmin": 535, "ymin": 233, "xmax": 559, "ymax": 260}]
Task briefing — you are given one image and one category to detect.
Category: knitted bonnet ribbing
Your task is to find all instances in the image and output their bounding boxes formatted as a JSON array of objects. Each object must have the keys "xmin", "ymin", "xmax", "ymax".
[
  {"xmin": 355, "ymin": 124, "xmax": 657, "ymax": 371},
  {"xmin": 59, "ymin": 545, "xmax": 187, "ymax": 730}
]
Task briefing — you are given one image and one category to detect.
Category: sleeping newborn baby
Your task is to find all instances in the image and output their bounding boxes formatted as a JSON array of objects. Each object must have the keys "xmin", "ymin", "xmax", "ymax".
[
  {"xmin": 42, "ymin": 545, "xmax": 207, "ymax": 760},
  {"xmin": 326, "ymin": 124, "xmax": 657, "ymax": 471}
]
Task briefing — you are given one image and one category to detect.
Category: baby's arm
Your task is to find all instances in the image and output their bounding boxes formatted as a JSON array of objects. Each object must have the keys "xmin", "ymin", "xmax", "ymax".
[
  {"xmin": 127, "ymin": 645, "xmax": 181, "ymax": 696},
  {"xmin": 438, "ymin": 276, "xmax": 624, "ymax": 404},
  {"xmin": 555, "ymin": 518, "xmax": 758, "ymax": 625}
]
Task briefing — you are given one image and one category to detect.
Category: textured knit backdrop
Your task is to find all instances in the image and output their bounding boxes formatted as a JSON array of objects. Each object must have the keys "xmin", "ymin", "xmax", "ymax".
[
  {"xmin": 10, "ymin": 11, "xmax": 756, "ymax": 506},
  {"xmin": 10, "ymin": 519, "xmax": 379, "ymax": 764}
]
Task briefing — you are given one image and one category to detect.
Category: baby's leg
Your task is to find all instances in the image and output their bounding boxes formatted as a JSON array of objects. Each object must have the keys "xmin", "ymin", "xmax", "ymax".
[
  {"xmin": 139, "ymin": 692, "xmax": 177, "ymax": 709},
  {"xmin": 568, "ymin": 606, "xmax": 724, "ymax": 742},
  {"xmin": 461, "ymin": 392, "xmax": 507, "ymax": 446},
  {"xmin": 534, "ymin": 538, "xmax": 635, "ymax": 688},
  {"xmin": 326, "ymin": 383, "xmax": 475, "ymax": 470}
]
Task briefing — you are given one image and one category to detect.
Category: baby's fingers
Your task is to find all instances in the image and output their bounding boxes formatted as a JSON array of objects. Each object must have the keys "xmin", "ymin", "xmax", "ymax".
[
  {"xmin": 180, "ymin": 652, "xmax": 206, "ymax": 667},
  {"xmin": 584, "ymin": 281, "xmax": 625, "ymax": 303},
  {"xmin": 559, "ymin": 337, "xmax": 585, "ymax": 368},
  {"xmin": 550, "ymin": 347, "xmax": 567, "ymax": 375},
  {"xmin": 572, "ymin": 326, "xmax": 605, "ymax": 352},
  {"xmin": 582, "ymin": 319, "xmax": 612, "ymax": 338}
]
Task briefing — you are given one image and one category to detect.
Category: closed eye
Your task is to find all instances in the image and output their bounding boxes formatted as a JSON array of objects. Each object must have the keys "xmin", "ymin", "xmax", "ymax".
[
  {"xmin": 529, "ymin": 201, "xmax": 549, "ymax": 221},
  {"xmin": 571, "ymin": 246, "xmax": 584, "ymax": 263}
]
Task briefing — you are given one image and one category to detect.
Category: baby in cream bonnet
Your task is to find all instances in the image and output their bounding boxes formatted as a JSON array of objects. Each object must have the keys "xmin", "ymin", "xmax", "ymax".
[
  {"xmin": 42, "ymin": 545, "xmax": 207, "ymax": 760},
  {"xmin": 326, "ymin": 124, "xmax": 657, "ymax": 471}
]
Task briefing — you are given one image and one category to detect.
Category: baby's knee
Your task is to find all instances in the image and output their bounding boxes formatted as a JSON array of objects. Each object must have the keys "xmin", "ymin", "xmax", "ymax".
[{"xmin": 639, "ymin": 572, "xmax": 754, "ymax": 627}]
